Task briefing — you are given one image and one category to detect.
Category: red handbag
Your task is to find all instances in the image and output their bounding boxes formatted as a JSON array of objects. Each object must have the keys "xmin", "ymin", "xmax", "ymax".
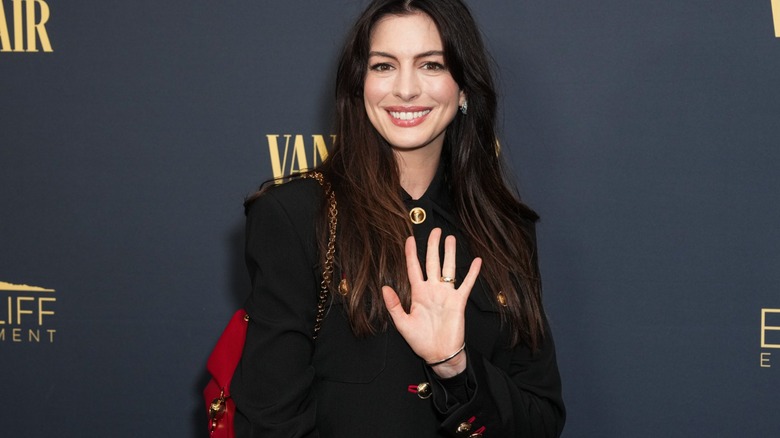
[
  {"xmin": 203, "ymin": 172, "xmax": 337, "ymax": 437},
  {"xmin": 204, "ymin": 309, "xmax": 249, "ymax": 438}
]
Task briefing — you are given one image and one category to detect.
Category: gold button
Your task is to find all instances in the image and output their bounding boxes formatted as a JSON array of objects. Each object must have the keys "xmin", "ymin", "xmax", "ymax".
[
  {"xmin": 416, "ymin": 381, "xmax": 432, "ymax": 399},
  {"xmin": 497, "ymin": 291, "xmax": 508, "ymax": 307},
  {"xmin": 469, "ymin": 432, "xmax": 483, "ymax": 438},
  {"xmin": 409, "ymin": 207, "xmax": 426, "ymax": 224},
  {"xmin": 338, "ymin": 278, "xmax": 349, "ymax": 296},
  {"xmin": 456, "ymin": 422, "xmax": 472, "ymax": 433}
]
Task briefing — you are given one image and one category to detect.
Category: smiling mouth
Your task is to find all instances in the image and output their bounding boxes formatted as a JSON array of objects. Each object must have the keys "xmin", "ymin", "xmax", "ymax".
[{"xmin": 389, "ymin": 110, "xmax": 431, "ymax": 121}]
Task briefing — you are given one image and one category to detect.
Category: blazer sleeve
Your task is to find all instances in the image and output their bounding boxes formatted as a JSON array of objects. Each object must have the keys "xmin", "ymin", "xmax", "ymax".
[
  {"xmin": 230, "ymin": 181, "xmax": 322, "ymax": 438},
  {"xmin": 425, "ymin": 322, "xmax": 565, "ymax": 437}
]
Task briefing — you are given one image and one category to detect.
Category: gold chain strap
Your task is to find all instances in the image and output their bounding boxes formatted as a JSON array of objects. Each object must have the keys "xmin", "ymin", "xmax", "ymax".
[{"xmin": 303, "ymin": 172, "xmax": 337, "ymax": 340}]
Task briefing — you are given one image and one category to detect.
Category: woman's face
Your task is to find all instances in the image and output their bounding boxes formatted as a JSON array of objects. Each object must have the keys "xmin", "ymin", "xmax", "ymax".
[{"xmin": 363, "ymin": 12, "xmax": 464, "ymax": 155}]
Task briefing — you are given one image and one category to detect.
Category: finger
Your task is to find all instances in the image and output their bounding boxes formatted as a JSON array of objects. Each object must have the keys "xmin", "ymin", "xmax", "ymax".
[
  {"xmin": 425, "ymin": 228, "xmax": 442, "ymax": 281},
  {"xmin": 404, "ymin": 236, "xmax": 424, "ymax": 284},
  {"xmin": 457, "ymin": 257, "xmax": 483, "ymax": 296},
  {"xmin": 382, "ymin": 286, "xmax": 409, "ymax": 323},
  {"xmin": 441, "ymin": 235, "xmax": 457, "ymax": 281}
]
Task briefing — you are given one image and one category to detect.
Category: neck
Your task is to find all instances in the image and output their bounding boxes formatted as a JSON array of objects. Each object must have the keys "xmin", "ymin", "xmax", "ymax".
[{"xmin": 395, "ymin": 147, "xmax": 441, "ymax": 200}]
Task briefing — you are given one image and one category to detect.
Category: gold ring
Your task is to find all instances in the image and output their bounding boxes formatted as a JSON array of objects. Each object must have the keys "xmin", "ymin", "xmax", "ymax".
[{"xmin": 440, "ymin": 276, "xmax": 456, "ymax": 284}]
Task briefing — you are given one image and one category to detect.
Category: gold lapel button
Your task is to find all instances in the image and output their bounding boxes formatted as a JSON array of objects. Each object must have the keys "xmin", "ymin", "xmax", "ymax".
[
  {"xmin": 409, "ymin": 207, "xmax": 426, "ymax": 224},
  {"xmin": 497, "ymin": 291, "xmax": 508, "ymax": 307}
]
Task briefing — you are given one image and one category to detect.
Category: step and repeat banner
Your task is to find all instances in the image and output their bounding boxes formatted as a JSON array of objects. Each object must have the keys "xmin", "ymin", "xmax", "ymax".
[{"xmin": 2, "ymin": 1, "xmax": 779, "ymax": 436}]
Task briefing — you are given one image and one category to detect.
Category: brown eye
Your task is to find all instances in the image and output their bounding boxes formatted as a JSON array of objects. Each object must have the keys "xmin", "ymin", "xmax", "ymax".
[
  {"xmin": 370, "ymin": 63, "xmax": 393, "ymax": 72},
  {"xmin": 422, "ymin": 62, "xmax": 445, "ymax": 71}
]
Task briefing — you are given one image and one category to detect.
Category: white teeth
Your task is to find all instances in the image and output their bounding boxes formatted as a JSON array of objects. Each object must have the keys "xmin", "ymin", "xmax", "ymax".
[{"xmin": 389, "ymin": 110, "xmax": 431, "ymax": 120}]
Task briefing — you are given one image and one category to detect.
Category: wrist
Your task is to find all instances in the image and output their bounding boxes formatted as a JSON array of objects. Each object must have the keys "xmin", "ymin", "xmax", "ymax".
[
  {"xmin": 430, "ymin": 348, "xmax": 467, "ymax": 378},
  {"xmin": 425, "ymin": 342, "xmax": 466, "ymax": 367}
]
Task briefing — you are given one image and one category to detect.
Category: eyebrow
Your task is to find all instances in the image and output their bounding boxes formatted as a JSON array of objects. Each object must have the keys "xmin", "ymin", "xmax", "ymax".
[{"xmin": 368, "ymin": 50, "xmax": 444, "ymax": 60}]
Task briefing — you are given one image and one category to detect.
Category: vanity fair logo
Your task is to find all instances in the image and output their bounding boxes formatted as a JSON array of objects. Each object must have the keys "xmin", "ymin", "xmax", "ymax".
[
  {"xmin": 266, "ymin": 134, "xmax": 334, "ymax": 180},
  {"xmin": 0, "ymin": 280, "xmax": 57, "ymax": 344},
  {"xmin": 0, "ymin": 0, "xmax": 53, "ymax": 52},
  {"xmin": 760, "ymin": 308, "xmax": 780, "ymax": 368},
  {"xmin": 773, "ymin": 0, "xmax": 780, "ymax": 37}
]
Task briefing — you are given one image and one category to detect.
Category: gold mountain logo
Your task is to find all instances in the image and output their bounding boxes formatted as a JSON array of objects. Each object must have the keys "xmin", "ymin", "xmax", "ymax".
[{"xmin": 0, "ymin": 281, "xmax": 55, "ymax": 292}]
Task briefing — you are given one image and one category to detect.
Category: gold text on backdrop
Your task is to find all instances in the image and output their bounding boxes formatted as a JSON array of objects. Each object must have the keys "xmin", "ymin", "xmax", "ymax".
[
  {"xmin": 0, "ymin": 0, "xmax": 52, "ymax": 52},
  {"xmin": 266, "ymin": 134, "xmax": 334, "ymax": 181},
  {"xmin": 774, "ymin": 0, "xmax": 780, "ymax": 37},
  {"xmin": 0, "ymin": 281, "xmax": 56, "ymax": 343},
  {"xmin": 760, "ymin": 308, "xmax": 780, "ymax": 368}
]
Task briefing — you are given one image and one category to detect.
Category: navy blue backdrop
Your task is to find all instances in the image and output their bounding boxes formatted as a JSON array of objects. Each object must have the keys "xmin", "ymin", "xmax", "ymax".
[{"xmin": 2, "ymin": 1, "xmax": 779, "ymax": 436}]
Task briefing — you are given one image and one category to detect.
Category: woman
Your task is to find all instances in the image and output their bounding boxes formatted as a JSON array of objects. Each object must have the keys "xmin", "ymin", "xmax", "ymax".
[{"xmin": 231, "ymin": 0, "xmax": 565, "ymax": 436}]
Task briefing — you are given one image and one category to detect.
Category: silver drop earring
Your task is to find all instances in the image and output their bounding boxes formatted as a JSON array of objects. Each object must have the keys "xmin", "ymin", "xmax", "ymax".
[{"xmin": 459, "ymin": 100, "xmax": 468, "ymax": 115}]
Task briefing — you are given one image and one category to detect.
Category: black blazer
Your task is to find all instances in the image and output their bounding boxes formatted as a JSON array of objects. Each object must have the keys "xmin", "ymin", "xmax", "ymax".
[{"xmin": 231, "ymin": 174, "xmax": 565, "ymax": 437}]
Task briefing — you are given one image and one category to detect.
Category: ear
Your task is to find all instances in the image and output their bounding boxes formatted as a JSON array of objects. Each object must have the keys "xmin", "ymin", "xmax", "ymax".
[{"xmin": 459, "ymin": 90, "xmax": 467, "ymax": 107}]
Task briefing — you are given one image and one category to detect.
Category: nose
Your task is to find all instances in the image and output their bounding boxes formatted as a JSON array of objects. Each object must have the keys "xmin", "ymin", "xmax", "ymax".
[{"xmin": 393, "ymin": 68, "xmax": 421, "ymax": 101}]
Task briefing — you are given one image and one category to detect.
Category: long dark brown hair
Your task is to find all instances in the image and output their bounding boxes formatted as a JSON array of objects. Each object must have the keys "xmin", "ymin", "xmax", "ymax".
[{"xmin": 252, "ymin": 0, "xmax": 545, "ymax": 349}]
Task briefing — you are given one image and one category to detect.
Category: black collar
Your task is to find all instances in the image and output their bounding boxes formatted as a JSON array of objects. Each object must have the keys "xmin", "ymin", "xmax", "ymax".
[{"xmin": 400, "ymin": 164, "xmax": 457, "ymax": 226}]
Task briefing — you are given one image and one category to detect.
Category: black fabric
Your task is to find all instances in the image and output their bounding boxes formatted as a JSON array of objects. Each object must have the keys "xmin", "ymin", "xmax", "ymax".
[{"xmin": 230, "ymin": 173, "xmax": 565, "ymax": 437}]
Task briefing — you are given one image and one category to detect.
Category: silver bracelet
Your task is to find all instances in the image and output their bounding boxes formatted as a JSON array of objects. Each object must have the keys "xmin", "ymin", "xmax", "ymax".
[{"xmin": 425, "ymin": 342, "xmax": 467, "ymax": 366}]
